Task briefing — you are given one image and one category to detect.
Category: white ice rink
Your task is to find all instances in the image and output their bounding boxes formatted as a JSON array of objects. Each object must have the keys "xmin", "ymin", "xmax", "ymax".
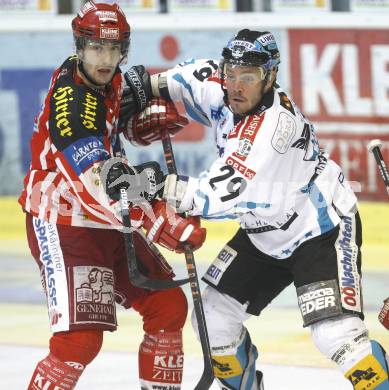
[
  {"xmin": 1, "ymin": 252, "xmax": 387, "ymax": 390},
  {"xmin": 1, "ymin": 345, "xmax": 351, "ymax": 390}
]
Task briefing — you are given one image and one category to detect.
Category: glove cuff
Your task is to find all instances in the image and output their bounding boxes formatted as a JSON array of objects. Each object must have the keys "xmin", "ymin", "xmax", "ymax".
[{"xmin": 177, "ymin": 176, "xmax": 198, "ymax": 213}]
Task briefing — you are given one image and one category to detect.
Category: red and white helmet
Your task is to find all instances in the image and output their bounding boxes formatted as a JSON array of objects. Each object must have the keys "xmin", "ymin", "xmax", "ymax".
[{"xmin": 72, "ymin": 1, "xmax": 130, "ymax": 61}]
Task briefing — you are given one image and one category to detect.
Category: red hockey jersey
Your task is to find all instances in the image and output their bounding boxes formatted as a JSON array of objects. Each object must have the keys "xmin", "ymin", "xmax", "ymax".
[{"xmin": 19, "ymin": 56, "xmax": 124, "ymax": 228}]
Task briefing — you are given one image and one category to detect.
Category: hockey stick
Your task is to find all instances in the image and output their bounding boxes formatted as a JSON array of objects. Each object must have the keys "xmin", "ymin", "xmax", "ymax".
[
  {"xmin": 101, "ymin": 154, "xmax": 189, "ymax": 290},
  {"xmin": 100, "ymin": 155, "xmax": 189, "ymax": 290},
  {"xmin": 367, "ymin": 139, "xmax": 389, "ymax": 330},
  {"xmin": 161, "ymin": 131, "xmax": 215, "ymax": 389},
  {"xmin": 118, "ymin": 188, "xmax": 189, "ymax": 290},
  {"xmin": 114, "ymin": 175, "xmax": 189, "ymax": 290},
  {"xmin": 367, "ymin": 139, "xmax": 389, "ymax": 196}
]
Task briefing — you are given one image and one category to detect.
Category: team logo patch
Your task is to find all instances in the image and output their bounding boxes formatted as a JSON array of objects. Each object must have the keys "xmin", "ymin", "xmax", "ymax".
[
  {"xmin": 346, "ymin": 354, "xmax": 388, "ymax": 390},
  {"xmin": 73, "ymin": 266, "xmax": 116, "ymax": 327},
  {"xmin": 297, "ymin": 279, "xmax": 343, "ymax": 327},
  {"xmin": 203, "ymin": 245, "xmax": 237, "ymax": 286},
  {"xmin": 100, "ymin": 27, "xmax": 119, "ymax": 40},
  {"xmin": 271, "ymin": 112, "xmax": 296, "ymax": 154},
  {"xmin": 335, "ymin": 215, "xmax": 362, "ymax": 312},
  {"xmin": 236, "ymin": 138, "xmax": 252, "ymax": 158}
]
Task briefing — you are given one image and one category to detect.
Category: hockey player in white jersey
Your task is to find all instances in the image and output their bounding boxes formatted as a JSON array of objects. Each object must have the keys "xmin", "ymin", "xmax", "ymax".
[{"xmin": 125, "ymin": 29, "xmax": 389, "ymax": 389}]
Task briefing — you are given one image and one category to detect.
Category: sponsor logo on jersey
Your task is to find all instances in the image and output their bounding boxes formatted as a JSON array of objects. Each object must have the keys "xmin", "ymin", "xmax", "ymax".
[
  {"xmin": 226, "ymin": 156, "xmax": 256, "ymax": 180},
  {"xmin": 100, "ymin": 27, "xmax": 119, "ymax": 40},
  {"xmin": 204, "ymin": 245, "xmax": 237, "ymax": 285},
  {"xmin": 237, "ymin": 114, "xmax": 264, "ymax": 149},
  {"xmin": 53, "ymin": 86, "xmax": 74, "ymax": 137},
  {"xmin": 73, "ymin": 266, "xmax": 116, "ymax": 326},
  {"xmin": 151, "ymin": 354, "xmax": 183, "ymax": 384},
  {"xmin": 154, "ymin": 354, "xmax": 184, "ymax": 369},
  {"xmin": 81, "ymin": 92, "xmax": 98, "ymax": 131},
  {"xmin": 230, "ymin": 114, "xmax": 264, "ymax": 164},
  {"xmin": 336, "ymin": 215, "xmax": 361, "ymax": 312},
  {"xmin": 34, "ymin": 219, "xmax": 66, "ymax": 310},
  {"xmin": 298, "ymin": 286, "xmax": 336, "ymax": 316},
  {"xmin": 271, "ymin": 112, "xmax": 296, "ymax": 154},
  {"xmin": 297, "ymin": 280, "xmax": 343, "ymax": 326},
  {"xmin": 63, "ymin": 136, "xmax": 109, "ymax": 175}
]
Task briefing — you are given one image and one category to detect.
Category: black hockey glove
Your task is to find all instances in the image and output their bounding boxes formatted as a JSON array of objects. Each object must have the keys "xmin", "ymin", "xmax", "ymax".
[
  {"xmin": 105, "ymin": 161, "xmax": 164, "ymax": 204},
  {"xmin": 118, "ymin": 65, "xmax": 153, "ymax": 131}
]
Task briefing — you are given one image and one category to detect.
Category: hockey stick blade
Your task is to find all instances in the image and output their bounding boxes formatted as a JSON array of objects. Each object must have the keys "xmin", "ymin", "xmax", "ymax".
[
  {"xmin": 162, "ymin": 132, "xmax": 215, "ymax": 389},
  {"xmin": 367, "ymin": 139, "xmax": 389, "ymax": 196}
]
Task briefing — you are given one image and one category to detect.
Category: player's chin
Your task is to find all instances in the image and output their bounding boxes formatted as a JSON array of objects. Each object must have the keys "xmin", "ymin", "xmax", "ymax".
[
  {"xmin": 231, "ymin": 102, "xmax": 248, "ymax": 115},
  {"xmin": 95, "ymin": 70, "xmax": 115, "ymax": 85}
]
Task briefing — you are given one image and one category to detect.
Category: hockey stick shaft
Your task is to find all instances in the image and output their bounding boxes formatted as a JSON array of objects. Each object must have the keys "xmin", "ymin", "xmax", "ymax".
[
  {"xmin": 367, "ymin": 139, "xmax": 389, "ymax": 197},
  {"xmin": 162, "ymin": 131, "xmax": 214, "ymax": 389},
  {"xmin": 118, "ymin": 187, "xmax": 189, "ymax": 290},
  {"xmin": 367, "ymin": 140, "xmax": 389, "ymax": 330}
]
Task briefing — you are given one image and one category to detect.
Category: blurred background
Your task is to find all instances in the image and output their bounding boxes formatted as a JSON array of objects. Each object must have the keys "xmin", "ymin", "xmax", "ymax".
[{"xmin": 0, "ymin": 0, "xmax": 389, "ymax": 388}]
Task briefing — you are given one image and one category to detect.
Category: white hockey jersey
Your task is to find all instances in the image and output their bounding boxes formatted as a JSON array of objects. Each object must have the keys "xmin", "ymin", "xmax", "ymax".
[{"xmin": 164, "ymin": 59, "xmax": 357, "ymax": 259}]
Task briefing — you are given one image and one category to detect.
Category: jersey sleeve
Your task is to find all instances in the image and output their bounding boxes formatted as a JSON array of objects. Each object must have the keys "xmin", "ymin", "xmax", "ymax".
[
  {"xmin": 164, "ymin": 59, "xmax": 224, "ymax": 128},
  {"xmin": 48, "ymin": 81, "xmax": 120, "ymax": 225},
  {"xmin": 181, "ymin": 114, "xmax": 269, "ymax": 220}
]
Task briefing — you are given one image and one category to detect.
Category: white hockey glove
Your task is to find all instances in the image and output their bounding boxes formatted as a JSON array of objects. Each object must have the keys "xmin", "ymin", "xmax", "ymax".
[{"xmin": 163, "ymin": 174, "xmax": 196, "ymax": 212}]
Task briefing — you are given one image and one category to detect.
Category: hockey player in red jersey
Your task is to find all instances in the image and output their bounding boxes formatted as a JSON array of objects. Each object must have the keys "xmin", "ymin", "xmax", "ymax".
[
  {"xmin": 19, "ymin": 2, "xmax": 206, "ymax": 389},
  {"xmin": 126, "ymin": 30, "xmax": 389, "ymax": 389}
]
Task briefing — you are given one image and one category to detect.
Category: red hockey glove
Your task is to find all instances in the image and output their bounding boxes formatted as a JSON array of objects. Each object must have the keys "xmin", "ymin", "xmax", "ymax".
[
  {"xmin": 124, "ymin": 97, "xmax": 189, "ymax": 146},
  {"xmin": 130, "ymin": 206, "xmax": 146, "ymax": 229},
  {"xmin": 378, "ymin": 298, "xmax": 389, "ymax": 330},
  {"xmin": 142, "ymin": 200, "xmax": 206, "ymax": 253}
]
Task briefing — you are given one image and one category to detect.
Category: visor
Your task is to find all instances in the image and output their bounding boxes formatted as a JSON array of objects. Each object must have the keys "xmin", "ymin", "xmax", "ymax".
[
  {"xmin": 223, "ymin": 63, "xmax": 266, "ymax": 86},
  {"xmin": 78, "ymin": 38, "xmax": 123, "ymax": 67}
]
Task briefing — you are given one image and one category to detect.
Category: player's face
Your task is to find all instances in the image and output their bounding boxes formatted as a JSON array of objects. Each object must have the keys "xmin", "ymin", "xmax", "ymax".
[
  {"xmin": 80, "ymin": 39, "xmax": 122, "ymax": 86},
  {"xmin": 224, "ymin": 64, "xmax": 267, "ymax": 114}
]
